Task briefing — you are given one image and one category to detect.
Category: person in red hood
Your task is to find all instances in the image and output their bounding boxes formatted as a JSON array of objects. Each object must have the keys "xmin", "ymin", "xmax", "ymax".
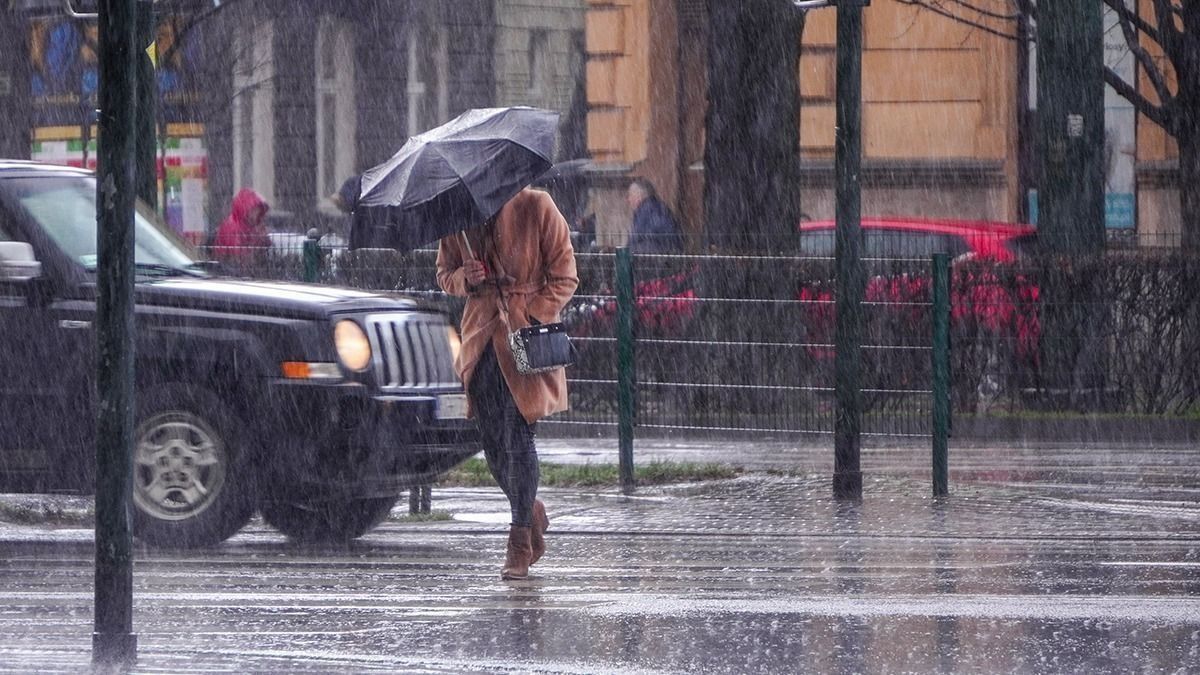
[{"xmin": 213, "ymin": 188, "xmax": 270, "ymax": 265}]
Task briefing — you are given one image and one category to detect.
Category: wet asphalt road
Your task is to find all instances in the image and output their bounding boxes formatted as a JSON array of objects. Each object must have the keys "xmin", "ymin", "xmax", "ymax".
[{"xmin": 1, "ymin": 440, "xmax": 1198, "ymax": 673}]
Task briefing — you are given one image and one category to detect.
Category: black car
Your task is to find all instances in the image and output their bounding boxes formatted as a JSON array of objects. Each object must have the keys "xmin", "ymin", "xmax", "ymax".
[{"xmin": 0, "ymin": 161, "xmax": 477, "ymax": 547}]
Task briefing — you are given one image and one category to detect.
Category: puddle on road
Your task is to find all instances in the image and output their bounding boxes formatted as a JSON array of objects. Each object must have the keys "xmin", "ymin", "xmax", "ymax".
[{"xmin": 452, "ymin": 512, "xmax": 510, "ymax": 525}]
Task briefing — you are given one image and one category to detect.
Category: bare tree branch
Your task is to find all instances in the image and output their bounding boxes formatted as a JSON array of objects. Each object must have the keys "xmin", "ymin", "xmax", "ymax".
[
  {"xmin": 895, "ymin": 0, "xmax": 1022, "ymax": 39},
  {"xmin": 1115, "ymin": 1, "xmax": 1177, "ymax": 110},
  {"xmin": 1104, "ymin": 63, "xmax": 1172, "ymax": 130},
  {"xmin": 923, "ymin": 0, "xmax": 1022, "ymax": 22},
  {"xmin": 1102, "ymin": 0, "xmax": 1162, "ymax": 41}
]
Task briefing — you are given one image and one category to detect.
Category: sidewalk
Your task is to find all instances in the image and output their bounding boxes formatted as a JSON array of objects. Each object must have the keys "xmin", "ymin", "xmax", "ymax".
[
  {"xmin": 537, "ymin": 433, "xmax": 1200, "ymax": 476},
  {"xmin": 0, "ymin": 438, "xmax": 1197, "ymax": 672}
]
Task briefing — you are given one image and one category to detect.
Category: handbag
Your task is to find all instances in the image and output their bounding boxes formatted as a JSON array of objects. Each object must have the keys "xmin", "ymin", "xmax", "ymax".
[
  {"xmin": 472, "ymin": 223, "xmax": 576, "ymax": 375},
  {"xmin": 507, "ymin": 319, "xmax": 577, "ymax": 374},
  {"xmin": 496, "ymin": 281, "xmax": 576, "ymax": 374}
]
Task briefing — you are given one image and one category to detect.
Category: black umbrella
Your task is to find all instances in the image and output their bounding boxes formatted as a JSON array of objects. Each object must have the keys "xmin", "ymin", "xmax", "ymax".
[{"xmin": 352, "ymin": 107, "xmax": 560, "ymax": 251}]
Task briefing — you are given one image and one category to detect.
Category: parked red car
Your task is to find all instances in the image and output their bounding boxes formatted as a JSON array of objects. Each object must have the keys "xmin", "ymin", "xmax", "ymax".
[
  {"xmin": 565, "ymin": 264, "xmax": 700, "ymax": 339},
  {"xmin": 798, "ymin": 217, "xmax": 1037, "ymax": 263},
  {"xmin": 796, "ymin": 217, "xmax": 1041, "ymax": 366}
]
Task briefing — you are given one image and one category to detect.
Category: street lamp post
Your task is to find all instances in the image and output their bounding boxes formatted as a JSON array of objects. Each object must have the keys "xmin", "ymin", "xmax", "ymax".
[
  {"xmin": 793, "ymin": 0, "xmax": 869, "ymax": 500},
  {"xmin": 831, "ymin": 0, "xmax": 867, "ymax": 501},
  {"xmin": 94, "ymin": 0, "xmax": 139, "ymax": 667}
]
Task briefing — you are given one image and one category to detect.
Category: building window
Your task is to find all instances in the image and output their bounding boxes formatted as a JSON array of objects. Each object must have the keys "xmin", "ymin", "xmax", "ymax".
[
  {"xmin": 316, "ymin": 16, "xmax": 357, "ymax": 211},
  {"xmin": 231, "ymin": 19, "xmax": 275, "ymax": 204},
  {"xmin": 528, "ymin": 29, "xmax": 550, "ymax": 101},
  {"xmin": 406, "ymin": 22, "xmax": 449, "ymax": 137}
]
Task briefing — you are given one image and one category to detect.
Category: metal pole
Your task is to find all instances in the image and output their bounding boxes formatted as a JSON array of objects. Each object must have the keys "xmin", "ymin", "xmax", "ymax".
[
  {"xmin": 616, "ymin": 247, "xmax": 636, "ymax": 494},
  {"xmin": 135, "ymin": 0, "xmax": 156, "ymax": 210},
  {"xmin": 408, "ymin": 485, "xmax": 432, "ymax": 515},
  {"xmin": 94, "ymin": 0, "xmax": 139, "ymax": 667},
  {"xmin": 833, "ymin": 0, "xmax": 866, "ymax": 500},
  {"xmin": 931, "ymin": 253, "xmax": 950, "ymax": 497},
  {"xmin": 303, "ymin": 230, "xmax": 321, "ymax": 282}
]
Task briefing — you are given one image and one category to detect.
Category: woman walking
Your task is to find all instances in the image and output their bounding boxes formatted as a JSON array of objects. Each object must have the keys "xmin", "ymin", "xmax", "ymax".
[{"xmin": 436, "ymin": 188, "xmax": 578, "ymax": 580}]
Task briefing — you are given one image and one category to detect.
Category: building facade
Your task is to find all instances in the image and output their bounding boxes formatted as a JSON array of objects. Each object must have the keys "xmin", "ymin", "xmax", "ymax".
[
  {"xmin": 494, "ymin": 0, "xmax": 588, "ymax": 160},
  {"xmin": 584, "ymin": 0, "xmax": 1186, "ymax": 249},
  {"xmin": 3, "ymin": 0, "xmax": 586, "ymax": 242}
]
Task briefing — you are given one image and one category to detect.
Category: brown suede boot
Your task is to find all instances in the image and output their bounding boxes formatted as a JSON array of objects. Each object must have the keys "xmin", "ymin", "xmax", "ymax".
[
  {"xmin": 501, "ymin": 526, "xmax": 533, "ymax": 580},
  {"xmin": 530, "ymin": 499, "xmax": 550, "ymax": 566}
]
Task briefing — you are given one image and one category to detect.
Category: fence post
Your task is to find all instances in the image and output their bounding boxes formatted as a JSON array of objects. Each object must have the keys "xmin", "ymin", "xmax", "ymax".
[
  {"xmin": 931, "ymin": 253, "xmax": 951, "ymax": 497},
  {"xmin": 302, "ymin": 229, "xmax": 321, "ymax": 283},
  {"xmin": 616, "ymin": 247, "xmax": 636, "ymax": 494}
]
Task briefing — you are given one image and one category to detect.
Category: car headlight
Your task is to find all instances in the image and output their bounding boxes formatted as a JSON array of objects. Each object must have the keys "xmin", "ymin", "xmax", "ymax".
[
  {"xmin": 446, "ymin": 325, "xmax": 462, "ymax": 363},
  {"xmin": 334, "ymin": 320, "xmax": 372, "ymax": 372}
]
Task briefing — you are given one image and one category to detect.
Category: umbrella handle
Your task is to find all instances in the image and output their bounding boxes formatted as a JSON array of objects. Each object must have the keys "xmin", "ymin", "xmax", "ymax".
[{"xmin": 460, "ymin": 231, "xmax": 476, "ymax": 260}]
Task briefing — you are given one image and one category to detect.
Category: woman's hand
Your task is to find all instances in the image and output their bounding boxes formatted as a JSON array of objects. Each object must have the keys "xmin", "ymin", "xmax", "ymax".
[{"xmin": 463, "ymin": 259, "xmax": 487, "ymax": 286}]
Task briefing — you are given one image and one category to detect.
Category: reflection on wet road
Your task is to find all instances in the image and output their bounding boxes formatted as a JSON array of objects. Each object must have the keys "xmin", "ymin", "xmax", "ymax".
[{"xmin": 1, "ymin": 444, "xmax": 1198, "ymax": 672}]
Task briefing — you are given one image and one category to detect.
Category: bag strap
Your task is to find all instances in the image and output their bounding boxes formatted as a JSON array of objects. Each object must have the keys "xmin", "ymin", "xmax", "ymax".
[{"xmin": 487, "ymin": 222, "xmax": 516, "ymax": 329}]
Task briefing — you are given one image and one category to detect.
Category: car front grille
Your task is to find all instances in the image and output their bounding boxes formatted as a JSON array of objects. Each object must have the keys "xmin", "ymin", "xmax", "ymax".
[{"xmin": 364, "ymin": 313, "xmax": 459, "ymax": 391}]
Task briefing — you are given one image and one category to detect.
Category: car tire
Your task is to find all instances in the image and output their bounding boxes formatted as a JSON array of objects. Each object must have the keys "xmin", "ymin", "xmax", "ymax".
[
  {"xmin": 131, "ymin": 385, "xmax": 258, "ymax": 548},
  {"xmin": 260, "ymin": 497, "xmax": 399, "ymax": 544}
]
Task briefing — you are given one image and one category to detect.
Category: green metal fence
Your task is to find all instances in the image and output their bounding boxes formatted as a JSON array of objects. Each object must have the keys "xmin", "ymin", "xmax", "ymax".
[
  {"xmin": 196, "ymin": 236, "xmax": 1200, "ymax": 498},
  {"xmin": 227, "ymin": 238, "xmax": 1200, "ymax": 427},
  {"xmin": 206, "ymin": 241, "xmax": 951, "ymax": 444}
]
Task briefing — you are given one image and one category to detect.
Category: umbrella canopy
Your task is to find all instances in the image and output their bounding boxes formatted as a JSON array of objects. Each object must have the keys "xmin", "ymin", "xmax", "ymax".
[{"xmin": 352, "ymin": 107, "xmax": 560, "ymax": 251}]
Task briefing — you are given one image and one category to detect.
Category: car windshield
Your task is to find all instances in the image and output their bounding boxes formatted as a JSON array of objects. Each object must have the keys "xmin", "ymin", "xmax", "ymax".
[{"xmin": 7, "ymin": 174, "xmax": 202, "ymax": 275}]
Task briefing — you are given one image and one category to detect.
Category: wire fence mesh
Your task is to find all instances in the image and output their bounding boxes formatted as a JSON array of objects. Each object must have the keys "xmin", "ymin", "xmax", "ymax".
[
  {"xmin": 200, "ymin": 243, "xmax": 941, "ymax": 439},
  {"xmin": 197, "ymin": 237, "xmax": 1200, "ymax": 440}
]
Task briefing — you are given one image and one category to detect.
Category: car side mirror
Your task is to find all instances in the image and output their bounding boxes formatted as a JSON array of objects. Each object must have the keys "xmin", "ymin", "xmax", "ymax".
[{"xmin": 0, "ymin": 242, "xmax": 42, "ymax": 282}]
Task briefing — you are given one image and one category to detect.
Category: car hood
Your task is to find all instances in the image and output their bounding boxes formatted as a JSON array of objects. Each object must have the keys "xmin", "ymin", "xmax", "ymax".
[{"xmin": 134, "ymin": 277, "xmax": 418, "ymax": 319}]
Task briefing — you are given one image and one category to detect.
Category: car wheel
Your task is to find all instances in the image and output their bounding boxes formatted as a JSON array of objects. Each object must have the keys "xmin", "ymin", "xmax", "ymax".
[
  {"xmin": 260, "ymin": 497, "xmax": 399, "ymax": 543},
  {"xmin": 131, "ymin": 386, "xmax": 257, "ymax": 548}
]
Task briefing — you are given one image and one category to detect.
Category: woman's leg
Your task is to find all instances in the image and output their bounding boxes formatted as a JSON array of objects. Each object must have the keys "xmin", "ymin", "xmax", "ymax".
[
  {"xmin": 469, "ymin": 344, "xmax": 539, "ymax": 526},
  {"xmin": 470, "ymin": 345, "xmax": 513, "ymax": 503},
  {"xmin": 500, "ymin": 394, "xmax": 539, "ymax": 527}
]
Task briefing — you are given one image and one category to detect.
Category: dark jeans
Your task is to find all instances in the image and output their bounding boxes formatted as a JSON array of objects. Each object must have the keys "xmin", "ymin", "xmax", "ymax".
[{"xmin": 470, "ymin": 344, "xmax": 539, "ymax": 527}]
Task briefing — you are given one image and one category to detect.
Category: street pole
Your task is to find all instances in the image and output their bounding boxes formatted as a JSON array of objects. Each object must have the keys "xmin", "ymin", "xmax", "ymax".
[
  {"xmin": 135, "ymin": 0, "xmax": 156, "ymax": 210},
  {"xmin": 616, "ymin": 247, "xmax": 636, "ymax": 494},
  {"xmin": 833, "ymin": 0, "xmax": 867, "ymax": 500},
  {"xmin": 94, "ymin": 0, "xmax": 139, "ymax": 667},
  {"xmin": 931, "ymin": 253, "xmax": 951, "ymax": 498},
  {"xmin": 1036, "ymin": 0, "xmax": 1105, "ymax": 254}
]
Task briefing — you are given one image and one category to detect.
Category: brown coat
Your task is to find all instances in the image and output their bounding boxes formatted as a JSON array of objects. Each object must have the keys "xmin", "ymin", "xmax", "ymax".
[{"xmin": 436, "ymin": 188, "xmax": 579, "ymax": 423}]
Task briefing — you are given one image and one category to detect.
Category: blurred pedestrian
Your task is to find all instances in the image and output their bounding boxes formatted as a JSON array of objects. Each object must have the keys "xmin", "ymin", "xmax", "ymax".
[
  {"xmin": 626, "ymin": 177, "xmax": 682, "ymax": 254},
  {"xmin": 213, "ymin": 188, "xmax": 270, "ymax": 267},
  {"xmin": 343, "ymin": 174, "xmax": 398, "ymax": 250},
  {"xmin": 436, "ymin": 188, "xmax": 578, "ymax": 581},
  {"xmin": 330, "ymin": 174, "xmax": 361, "ymax": 215},
  {"xmin": 328, "ymin": 174, "xmax": 361, "ymax": 249}
]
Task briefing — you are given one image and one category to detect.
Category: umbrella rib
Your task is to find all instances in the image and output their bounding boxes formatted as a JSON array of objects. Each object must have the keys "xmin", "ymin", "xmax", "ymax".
[{"xmin": 424, "ymin": 143, "xmax": 495, "ymax": 217}]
